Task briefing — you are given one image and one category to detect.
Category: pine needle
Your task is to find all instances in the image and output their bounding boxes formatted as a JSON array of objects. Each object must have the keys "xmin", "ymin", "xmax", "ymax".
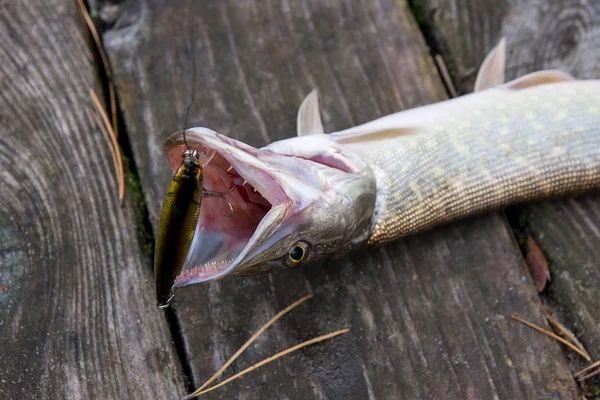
[
  {"xmin": 74, "ymin": 0, "xmax": 118, "ymax": 137},
  {"xmin": 90, "ymin": 88, "xmax": 124, "ymax": 201},
  {"xmin": 575, "ymin": 360, "xmax": 600, "ymax": 380},
  {"xmin": 185, "ymin": 294, "xmax": 313, "ymax": 398},
  {"xmin": 184, "ymin": 328, "xmax": 350, "ymax": 399},
  {"xmin": 509, "ymin": 315, "xmax": 591, "ymax": 361},
  {"xmin": 580, "ymin": 366, "xmax": 600, "ymax": 381},
  {"xmin": 92, "ymin": 112, "xmax": 120, "ymax": 193},
  {"xmin": 540, "ymin": 306, "xmax": 590, "ymax": 359},
  {"xmin": 435, "ymin": 54, "xmax": 457, "ymax": 98}
]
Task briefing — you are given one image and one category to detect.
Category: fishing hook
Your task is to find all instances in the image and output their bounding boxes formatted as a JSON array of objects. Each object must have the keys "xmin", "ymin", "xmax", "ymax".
[{"xmin": 202, "ymin": 185, "xmax": 236, "ymax": 217}]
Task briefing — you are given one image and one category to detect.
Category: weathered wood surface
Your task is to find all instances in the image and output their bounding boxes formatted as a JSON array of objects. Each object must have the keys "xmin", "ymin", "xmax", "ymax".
[
  {"xmin": 0, "ymin": 1, "xmax": 185, "ymax": 398},
  {"xmin": 427, "ymin": 0, "xmax": 600, "ymax": 93},
  {"xmin": 524, "ymin": 199, "xmax": 600, "ymax": 359},
  {"xmin": 102, "ymin": 0, "xmax": 585, "ymax": 398},
  {"xmin": 427, "ymin": 0, "xmax": 600, "ymax": 367}
]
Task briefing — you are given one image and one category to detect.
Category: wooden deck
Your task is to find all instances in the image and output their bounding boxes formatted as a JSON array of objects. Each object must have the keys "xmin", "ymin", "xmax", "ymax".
[{"xmin": 1, "ymin": 0, "xmax": 598, "ymax": 399}]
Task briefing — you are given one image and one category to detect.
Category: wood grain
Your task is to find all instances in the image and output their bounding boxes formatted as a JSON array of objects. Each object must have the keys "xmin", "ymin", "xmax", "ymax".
[
  {"xmin": 426, "ymin": 0, "xmax": 600, "ymax": 371},
  {"xmin": 103, "ymin": 0, "xmax": 580, "ymax": 398},
  {"xmin": 0, "ymin": 1, "xmax": 185, "ymax": 398},
  {"xmin": 428, "ymin": 0, "xmax": 600, "ymax": 93}
]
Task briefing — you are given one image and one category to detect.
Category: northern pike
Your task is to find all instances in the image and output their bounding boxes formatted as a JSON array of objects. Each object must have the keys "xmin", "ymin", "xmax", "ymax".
[{"xmin": 159, "ymin": 38, "xmax": 600, "ymax": 290}]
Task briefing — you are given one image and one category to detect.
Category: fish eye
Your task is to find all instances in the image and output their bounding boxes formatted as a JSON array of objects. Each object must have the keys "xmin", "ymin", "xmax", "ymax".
[{"xmin": 288, "ymin": 242, "xmax": 308, "ymax": 264}]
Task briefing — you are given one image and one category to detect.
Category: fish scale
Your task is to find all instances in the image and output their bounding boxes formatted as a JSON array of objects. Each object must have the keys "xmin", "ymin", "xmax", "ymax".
[{"xmin": 342, "ymin": 81, "xmax": 600, "ymax": 245}]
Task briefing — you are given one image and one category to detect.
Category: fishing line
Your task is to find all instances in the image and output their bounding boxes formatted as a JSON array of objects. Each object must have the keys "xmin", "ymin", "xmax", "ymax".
[
  {"xmin": 180, "ymin": 1, "xmax": 197, "ymax": 151},
  {"xmin": 179, "ymin": 1, "xmax": 235, "ymax": 215}
]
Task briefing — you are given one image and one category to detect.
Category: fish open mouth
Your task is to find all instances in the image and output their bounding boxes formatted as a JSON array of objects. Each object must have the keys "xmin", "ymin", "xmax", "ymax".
[{"xmin": 162, "ymin": 128, "xmax": 289, "ymax": 286}]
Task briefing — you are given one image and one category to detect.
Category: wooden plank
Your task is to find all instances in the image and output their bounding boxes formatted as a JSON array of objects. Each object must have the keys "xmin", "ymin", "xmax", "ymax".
[
  {"xmin": 427, "ymin": 0, "xmax": 600, "ymax": 362},
  {"xmin": 103, "ymin": 0, "xmax": 579, "ymax": 398},
  {"xmin": 0, "ymin": 1, "xmax": 185, "ymax": 398}
]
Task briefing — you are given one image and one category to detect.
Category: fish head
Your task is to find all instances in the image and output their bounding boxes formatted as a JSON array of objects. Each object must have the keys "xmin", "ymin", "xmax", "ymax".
[{"xmin": 162, "ymin": 128, "xmax": 376, "ymax": 287}]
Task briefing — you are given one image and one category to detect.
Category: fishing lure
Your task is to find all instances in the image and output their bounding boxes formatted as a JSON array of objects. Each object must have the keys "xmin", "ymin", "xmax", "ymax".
[
  {"xmin": 154, "ymin": 142, "xmax": 203, "ymax": 308},
  {"xmin": 154, "ymin": 132, "xmax": 234, "ymax": 308}
]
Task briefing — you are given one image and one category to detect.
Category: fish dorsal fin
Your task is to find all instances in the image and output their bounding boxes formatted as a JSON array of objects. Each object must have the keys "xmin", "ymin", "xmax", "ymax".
[
  {"xmin": 504, "ymin": 70, "xmax": 575, "ymax": 90},
  {"xmin": 297, "ymin": 89, "xmax": 324, "ymax": 136},
  {"xmin": 474, "ymin": 37, "xmax": 506, "ymax": 92}
]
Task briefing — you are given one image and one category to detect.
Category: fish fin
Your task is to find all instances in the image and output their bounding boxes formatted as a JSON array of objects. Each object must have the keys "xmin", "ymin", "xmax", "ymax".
[
  {"xmin": 504, "ymin": 70, "xmax": 575, "ymax": 90},
  {"xmin": 474, "ymin": 37, "xmax": 506, "ymax": 92},
  {"xmin": 333, "ymin": 127, "xmax": 420, "ymax": 144},
  {"xmin": 297, "ymin": 89, "xmax": 325, "ymax": 136}
]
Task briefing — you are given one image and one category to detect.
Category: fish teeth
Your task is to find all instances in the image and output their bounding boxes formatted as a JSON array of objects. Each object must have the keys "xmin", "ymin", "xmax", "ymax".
[
  {"xmin": 174, "ymin": 258, "xmax": 236, "ymax": 285},
  {"xmin": 201, "ymin": 258, "xmax": 235, "ymax": 270},
  {"xmin": 227, "ymin": 166, "xmax": 233, "ymax": 172}
]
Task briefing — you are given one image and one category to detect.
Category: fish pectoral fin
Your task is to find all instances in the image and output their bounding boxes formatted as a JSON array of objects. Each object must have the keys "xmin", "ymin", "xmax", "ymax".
[
  {"xmin": 504, "ymin": 70, "xmax": 575, "ymax": 90},
  {"xmin": 297, "ymin": 89, "xmax": 325, "ymax": 136},
  {"xmin": 333, "ymin": 127, "xmax": 420, "ymax": 144},
  {"xmin": 474, "ymin": 37, "xmax": 506, "ymax": 92}
]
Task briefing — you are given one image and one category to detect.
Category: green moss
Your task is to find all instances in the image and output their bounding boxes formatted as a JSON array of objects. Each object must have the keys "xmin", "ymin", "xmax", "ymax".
[
  {"xmin": 406, "ymin": 0, "xmax": 458, "ymax": 90},
  {"xmin": 591, "ymin": 386, "xmax": 600, "ymax": 399},
  {"xmin": 517, "ymin": 211, "xmax": 528, "ymax": 229},
  {"xmin": 408, "ymin": 0, "xmax": 426, "ymax": 26},
  {"xmin": 123, "ymin": 155, "xmax": 155, "ymax": 260}
]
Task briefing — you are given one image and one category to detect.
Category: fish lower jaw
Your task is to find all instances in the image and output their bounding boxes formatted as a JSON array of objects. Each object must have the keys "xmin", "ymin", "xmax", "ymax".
[{"xmin": 174, "ymin": 258, "xmax": 235, "ymax": 286}]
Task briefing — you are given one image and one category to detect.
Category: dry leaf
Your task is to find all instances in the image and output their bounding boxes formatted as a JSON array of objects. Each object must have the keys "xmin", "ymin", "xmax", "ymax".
[{"xmin": 525, "ymin": 236, "xmax": 551, "ymax": 292}]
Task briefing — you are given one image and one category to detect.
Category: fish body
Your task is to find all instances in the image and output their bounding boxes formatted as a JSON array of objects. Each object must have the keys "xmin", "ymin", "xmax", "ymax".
[
  {"xmin": 338, "ymin": 79, "xmax": 600, "ymax": 244},
  {"xmin": 160, "ymin": 40, "xmax": 600, "ymax": 287},
  {"xmin": 154, "ymin": 149, "xmax": 203, "ymax": 307}
]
